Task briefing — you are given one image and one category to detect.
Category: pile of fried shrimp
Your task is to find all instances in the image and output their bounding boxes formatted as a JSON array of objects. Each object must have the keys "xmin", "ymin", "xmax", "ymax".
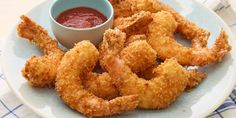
[{"xmin": 17, "ymin": 0, "xmax": 232, "ymax": 117}]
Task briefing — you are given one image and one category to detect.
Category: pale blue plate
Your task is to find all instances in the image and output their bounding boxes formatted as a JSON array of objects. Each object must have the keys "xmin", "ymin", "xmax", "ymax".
[{"xmin": 2, "ymin": 0, "xmax": 236, "ymax": 118}]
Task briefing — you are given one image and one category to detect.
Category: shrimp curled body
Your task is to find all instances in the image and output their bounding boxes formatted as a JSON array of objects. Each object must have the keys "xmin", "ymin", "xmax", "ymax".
[
  {"xmin": 17, "ymin": 16, "xmax": 120, "ymax": 96},
  {"xmin": 110, "ymin": 0, "xmax": 210, "ymax": 48},
  {"xmin": 100, "ymin": 29, "xmax": 189, "ymax": 109},
  {"xmin": 106, "ymin": 57, "xmax": 189, "ymax": 109},
  {"xmin": 148, "ymin": 11, "xmax": 231, "ymax": 66},
  {"xmin": 55, "ymin": 41, "xmax": 138, "ymax": 117}
]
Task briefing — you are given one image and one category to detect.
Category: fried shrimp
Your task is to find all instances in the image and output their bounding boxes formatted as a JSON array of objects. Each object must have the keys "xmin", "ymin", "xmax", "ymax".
[
  {"xmin": 18, "ymin": 16, "xmax": 119, "ymax": 101},
  {"xmin": 100, "ymin": 29, "xmax": 189, "ymax": 109},
  {"xmin": 99, "ymin": 28, "xmax": 126, "ymax": 70},
  {"xmin": 17, "ymin": 15, "xmax": 64, "ymax": 87},
  {"xmin": 17, "ymin": 0, "xmax": 232, "ymax": 115},
  {"xmin": 121, "ymin": 40, "xmax": 157, "ymax": 73},
  {"xmin": 153, "ymin": 1, "xmax": 210, "ymax": 48},
  {"xmin": 110, "ymin": 0, "xmax": 158, "ymax": 18},
  {"xmin": 125, "ymin": 34, "xmax": 147, "ymax": 45},
  {"xmin": 109, "ymin": 0, "xmax": 134, "ymax": 18},
  {"xmin": 148, "ymin": 11, "xmax": 231, "ymax": 66},
  {"xmin": 18, "ymin": 16, "xmax": 119, "ymax": 98},
  {"xmin": 114, "ymin": 11, "xmax": 153, "ymax": 37},
  {"xmin": 100, "ymin": 29, "xmax": 156, "ymax": 74},
  {"xmin": 110, "ymin": 0, "xmax": 210, "ymax": 48},
  {"xmin": 56, "ymin": 41, "xmax": 138, "ymax": 117},
  {"xmin": 84, "ymin": 72, "xmax": 119, "ymax": 100},
  {"xmin": 137, "ymin": 64, "xmax": 160, "ymax": 80},
  {"xmin": 106, "ymin": 57, "xmax": 189, "ymax": 109},
  {"xmin": 138, "ymin": 65, "xmax": 207, "ymax": 89},
  {"xmin": 186, "ymin": 70, "xmax": 207, "ymax": 89}
]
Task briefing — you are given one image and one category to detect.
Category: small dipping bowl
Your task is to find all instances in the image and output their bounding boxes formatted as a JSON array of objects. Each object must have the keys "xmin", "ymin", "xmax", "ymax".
[{"xmin": 50, "ymin": 0, "xmax": 114, "ymax": 49}]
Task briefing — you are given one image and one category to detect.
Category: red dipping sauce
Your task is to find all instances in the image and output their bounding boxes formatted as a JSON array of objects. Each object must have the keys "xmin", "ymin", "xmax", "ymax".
[{"xmin": 56, "ymin": 7, "xmax": 108, "ymax": 28}]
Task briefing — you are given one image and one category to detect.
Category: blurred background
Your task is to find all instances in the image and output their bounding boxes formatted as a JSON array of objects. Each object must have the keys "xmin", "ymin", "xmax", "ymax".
[{"xmin": 0, "ymin": 0, "xmax": 44, "ymax": 37}]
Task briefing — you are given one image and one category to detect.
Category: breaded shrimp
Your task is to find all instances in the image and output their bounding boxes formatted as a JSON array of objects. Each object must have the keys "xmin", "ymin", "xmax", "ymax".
[
  {"xmin": 186, "ymin": 70, "xmax": 207, "ymax": 90},
  {"xmin": 100, "ymin": 29, "xmax": 189, "ymax": 109},
  {"xmin": 153, "ymin": 0, "xmax": 211, "ymax": 48},
  {"xmin": 109, "ymin": 0, "xmax": 134, "ymax": 18},
  {"xmin": 17, "ymin": 16, "xmax": 120, "ymax": 100},
  {"xmin": 121, "ymin": 40, "xmax": 157, "ymax": 73},
  {"xmin": 114, "ymin": 11, "xmax": 207, "ymax": 88},
  {"xmin": 114, "ymin": 11, "xmax": 153, "ymax": 37},
  {"xmin": 125, "ymin": 34, "xmax": 147, "ymax": 46},
  {"xmin": 110, "ymin": 0, "xmax": 210, "ymax": 48},
  {"xmin": 148, "ymin": 11, "xmax": 231, "ymax": 66},
  {"xmin": 106, "ymin": 56, "xmax": 189, "ymax": 109},
  {"xmin": 139, "ymin": 65, "xmax": 207, "ymax": 89},
  {"xmin": 84, "ymin": 72, "xmax": 119, "ymax": 100},
  {"xmin": 17, "ymin": 15, "xmax": 64, "ymax": 87},
  {"xmin": 99, "ymin": 28, "xmax": 126, "ymax": 70},
  {"xmin": 110, "ymin": 0, "xmax": 159, "ymax": 18},
  {"xmin": 55, "ymin": 41, "xmax": 138, "ymax": 117},
  {"xmin": 100, "ymin": 29, "xmax": 156, "ymax": 74}
]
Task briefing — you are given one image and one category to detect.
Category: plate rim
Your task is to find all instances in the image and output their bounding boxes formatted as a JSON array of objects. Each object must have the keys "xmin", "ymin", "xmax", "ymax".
[
  {"xmin": 1, "ymin": 0, "xmax": 236, "ymax": 118},
  {"xmin": 1, "ymin": 1, "xmax": 53, "ymax": 118}
]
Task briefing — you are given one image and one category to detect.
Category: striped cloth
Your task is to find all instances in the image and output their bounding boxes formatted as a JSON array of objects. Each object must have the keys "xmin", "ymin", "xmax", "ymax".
[{"xmin": 0, "ymin": 0, "xmax": 236, "ymax": 118}]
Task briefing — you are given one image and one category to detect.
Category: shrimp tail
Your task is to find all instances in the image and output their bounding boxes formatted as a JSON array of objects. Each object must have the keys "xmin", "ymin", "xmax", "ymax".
[
  {"xmin": 214, "ymin": 30, "xmax": 232, "ymax": 62},
  {"xmin": 17, "ymin": 15, "xmax": 64, "ymax": 87}
]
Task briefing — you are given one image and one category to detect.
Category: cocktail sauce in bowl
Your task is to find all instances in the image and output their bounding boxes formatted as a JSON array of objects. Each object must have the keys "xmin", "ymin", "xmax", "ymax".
[
  {"xmin": 56, "ymin": 7, "xmax": 108, "ymax": 28},
  {"xmin": 50, "ymin": 0, "xmax": 114, "ymax": 49}
]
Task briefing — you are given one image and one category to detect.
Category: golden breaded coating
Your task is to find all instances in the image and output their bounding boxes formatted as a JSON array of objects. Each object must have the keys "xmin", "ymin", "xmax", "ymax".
[
  {"xmin": 18, "ymin": 17, "xmax": 121, "ymax": 91},
  {"xmin": 84, "ymin": 72, "xmax": 119, "ymax": 100},
  {"xmin": 100, "ymin": 28, "xmax": 189, "ymax": 109},
  {"xmin": 17, "ymin": 15, "xmax": 64, "ymax": 87},
  {"xmin": 121, "ymin": 40, "xmax": 157, "ymax": 73},
  {"xmin": 99, "ymin": 28, "xmax": 126, "ymax": 70},
  {"xmin": 139, "ymin": 65, "xmax": 207, "ymax": 90},
  {"xmin": 153, "ymin": 0, "xmax": 211, "ymax": 48},
  {"xmin": 22, "ymin": 56, "xmax": 59, "ymax": 87},
  {"xmin": 137, "ymin": 63, "xmax": 160, "ymax": 80},
  {"xmin": 148, "ymin": 11, "xmax": 231, "ymax": 66},
  {"xmin": 106, "ymin": 57, "xmax": 189, "ymax": 109},
  {"xmin": 110, "ymin": 0, "xmax": 159, "ymax": 18},
  {"xmin": 114, "ymin": 11, "xmax": 153, "ymax": 37},
  {"xmin": 109, "ymin": 0, "xmax": 134, "ymax": 18},
  {"xmin": 110, "ymin": 0, "xmax": 210, "ymax": 48},
  {"xmin": 56, "ymin": 41, "xmax": 138, "ymax": 117},
  {"xmin": 125, "ymin": 34, "xmax": 147, "ymax": 46},
  {"xmin": 186, "ymin": 70, "xmax": 207, "ymax": 90},
  {"xmin": 17, "ymin": 17, "xmax": 122, "ymax": 101},
  {"xmin": 100, "ymin": 29, "xmax": 155, "ymax": 73}
]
